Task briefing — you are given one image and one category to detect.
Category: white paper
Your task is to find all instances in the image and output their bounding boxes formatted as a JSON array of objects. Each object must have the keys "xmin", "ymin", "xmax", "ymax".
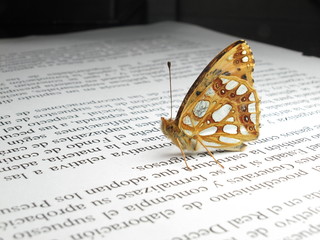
[{"xmin": 1, "ymin": 22, "xmax": 320, "ymax": 240}]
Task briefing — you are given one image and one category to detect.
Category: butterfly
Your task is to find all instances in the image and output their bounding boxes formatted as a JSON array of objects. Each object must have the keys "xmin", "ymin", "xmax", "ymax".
[{"xmin": 161, "ymin": 40, "xmax": 260, "ymax": 170}]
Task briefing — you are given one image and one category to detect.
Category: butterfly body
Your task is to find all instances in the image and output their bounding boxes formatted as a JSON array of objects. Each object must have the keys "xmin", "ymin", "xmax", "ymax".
[
  {"xmin": 161, "ymin": 117, "xmax": 196, "ymax": 150},
  {"xmin": 161, "ymin": 40, "xmax": 260, "ymax": 169}
]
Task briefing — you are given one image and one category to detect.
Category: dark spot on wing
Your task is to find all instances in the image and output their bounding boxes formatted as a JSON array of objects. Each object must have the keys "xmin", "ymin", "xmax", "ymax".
[
  {"xmin": 222, "ymin": 71, "xmax": 231, "ymax": 76},
  {"xmin": 241, "ymin": 74, "xmax": 247, "ymax": 80},
  {"xmin": 240, "ymin": 105, "xmax": 247, "ymax": 112},
  {"xmin": 213, "ymin": 69, "xmax": 222, "ymax": 75}
]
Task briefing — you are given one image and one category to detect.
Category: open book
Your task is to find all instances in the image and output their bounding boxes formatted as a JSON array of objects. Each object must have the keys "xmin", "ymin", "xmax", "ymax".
[{"xmin": 1, "ymin": 22, "xmax": 320, "ymax": 240}]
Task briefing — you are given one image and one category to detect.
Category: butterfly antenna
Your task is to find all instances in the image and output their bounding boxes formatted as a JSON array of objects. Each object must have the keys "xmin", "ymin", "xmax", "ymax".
[{"xmin": 167, "ymin": 61, "xmax": 173, "ymax": 119}]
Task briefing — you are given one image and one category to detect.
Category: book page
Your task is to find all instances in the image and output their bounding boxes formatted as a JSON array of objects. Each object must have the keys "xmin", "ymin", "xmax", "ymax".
[{"xmin": 1, "ymin": 22, "xmax": 320, "ymax": 240}]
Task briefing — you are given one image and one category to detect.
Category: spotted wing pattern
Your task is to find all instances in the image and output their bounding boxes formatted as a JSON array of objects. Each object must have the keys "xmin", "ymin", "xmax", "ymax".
[{"xmin": 177, "ymin": 40, "xmax": 260, "ymax": 149}]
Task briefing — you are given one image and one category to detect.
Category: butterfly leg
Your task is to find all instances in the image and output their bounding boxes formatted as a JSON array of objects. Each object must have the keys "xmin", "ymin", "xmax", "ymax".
[
  {"xmin": 196, "ymin": 137, "xmax": 224, "ymax": 169},
  {"xmin": 176, "ymin": 138, "xmax": 192, "ymax": 171}
]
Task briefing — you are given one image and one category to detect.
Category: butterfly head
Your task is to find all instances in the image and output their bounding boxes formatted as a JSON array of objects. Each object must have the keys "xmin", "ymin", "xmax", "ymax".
[{"xmin": 161, "ymin": 117, "xmax": 178, "ymax": 140}]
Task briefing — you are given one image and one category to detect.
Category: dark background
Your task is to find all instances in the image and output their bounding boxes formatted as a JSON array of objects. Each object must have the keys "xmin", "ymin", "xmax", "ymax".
[{"xmin": 1, "ymin": 0, "xmax": 320, "ymax": 57}]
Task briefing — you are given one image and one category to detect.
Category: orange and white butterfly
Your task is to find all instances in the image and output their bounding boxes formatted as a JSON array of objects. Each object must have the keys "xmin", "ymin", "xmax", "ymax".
[{"xmin": 161, "ymin": 40, "xmax": 260, "ymax": 170}]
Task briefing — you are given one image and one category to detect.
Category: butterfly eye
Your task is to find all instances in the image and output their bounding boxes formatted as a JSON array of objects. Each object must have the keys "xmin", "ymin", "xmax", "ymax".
[
  {"xmin": 165, "ymin": 126, "xmax": 175, "ymax": 134},
  {"xmin": 244, "ymin": 115, "xmax": 249, "ymax": 122}
]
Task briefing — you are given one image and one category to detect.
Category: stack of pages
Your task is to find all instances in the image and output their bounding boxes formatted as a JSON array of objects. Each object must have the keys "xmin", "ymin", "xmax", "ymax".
[{"xmin": 1, "ymin": 22, "xmax": 320, "ymax": 240}]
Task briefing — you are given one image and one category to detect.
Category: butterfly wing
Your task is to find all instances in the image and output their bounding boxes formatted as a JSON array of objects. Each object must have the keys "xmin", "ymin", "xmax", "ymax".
[{"xmin": 177, "ymin": 40, "xmax": 260, "ymax": 149}]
